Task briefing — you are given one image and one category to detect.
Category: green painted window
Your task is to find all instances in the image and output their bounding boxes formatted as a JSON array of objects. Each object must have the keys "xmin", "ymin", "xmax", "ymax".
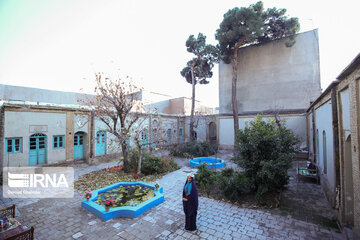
[
  {"xmin": 5, "ymin": 138, "xmax": 22, "ymax": 153},
  {"xmin": 53, "ymin": 135, "xmax": 65, "ymax": 149}
]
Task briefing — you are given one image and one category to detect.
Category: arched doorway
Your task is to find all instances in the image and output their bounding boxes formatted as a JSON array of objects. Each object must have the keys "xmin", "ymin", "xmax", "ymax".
[
  {"xmin": 344, "ymin": 134, "xmax": 354, "ymax": 225},
  {"xmin": 29, "ymin": 133, "xmax": 47, "ymax": 166},
  {"xmin": 209, "ymin": 122, "xmax": 217, "ymax": 145},
  {"xmin": 96, "ymin": 131, "xmax": 106, "ymax": 156},
  {"xmin": 74, "ymin": 131, "xmax": 86, "ymax": 160}
]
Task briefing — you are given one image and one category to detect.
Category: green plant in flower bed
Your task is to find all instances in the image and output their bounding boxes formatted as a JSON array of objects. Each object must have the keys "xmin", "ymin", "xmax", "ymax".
[
  {"xmin": 129, "ymin": 150, "xmax": 180, "ymax": 175},
  {"xmin": 195, "ymin": 165, "xmax": 251, "ymax": 202},
  {"xmin": 75, "ymin": 168, "xmax": 162, "ymax": 194},
  {"xmin": 94, "ymin": 185, "xmax": 154, "ymax": 208},
  {"xmin": 75, "ymin": 152, "xmax": 179, "ymax": 194},
  {"xmin": 171, "ymin": 141, "xmax": 217, "ymax": 157},
  {"xmin": 194, "ymin": 163, "xmax": 215, "ymax": 197}
]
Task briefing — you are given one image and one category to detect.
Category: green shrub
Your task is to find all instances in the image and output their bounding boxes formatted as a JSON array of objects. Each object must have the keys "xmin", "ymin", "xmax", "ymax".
[
  {"xmin": 235, "ymin": 115, "xmax": 299, "ymax": 203},
  {"xmin": 233, "ymin": 172, "xmax": 251, "ymax": 194},
  {"xmin": 220, "ymin": 168, "xmax": 234, "ymax": 178},
  {"xmin": 171, "ymin": 141, "xmax": 218, "ymax": 157},
  {"xmin": 195, "ymin": 163, "xmax": 215, "ymax": 197},
  {"xmin": 215, "ymin": 174, "xmax": 237, "ymax": 202},
  {"xmin": 129, "ymin": 150, "xmax": 179, "ymax": 175},
  {"xmin": 215, "ymin": 170, "xmax": 251, "ymax": 202},
  {"xmin": 161, "ymin": 157, "xmax": 181, "ymax": 172}
]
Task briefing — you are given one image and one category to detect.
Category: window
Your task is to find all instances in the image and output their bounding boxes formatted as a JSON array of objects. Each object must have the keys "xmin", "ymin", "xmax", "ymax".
[
  {"xmin": 6, "ymin": 138, "xmax": 22, "ymax": 153},
  {"xmin": 53, "ymin": 135, "xmax": 65, "ymax": 149}
]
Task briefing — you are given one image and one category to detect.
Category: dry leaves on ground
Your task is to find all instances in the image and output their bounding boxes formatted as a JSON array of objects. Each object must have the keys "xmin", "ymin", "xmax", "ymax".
[{"xmin": 75, "ymin": 168, "xmax": 166, "ymax": 194}]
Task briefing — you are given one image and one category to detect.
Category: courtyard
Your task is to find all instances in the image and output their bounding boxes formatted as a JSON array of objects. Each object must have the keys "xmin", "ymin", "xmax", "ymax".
[{"xmin": 0, "ymin": 151, "xmax": 346, "ymax": 240}]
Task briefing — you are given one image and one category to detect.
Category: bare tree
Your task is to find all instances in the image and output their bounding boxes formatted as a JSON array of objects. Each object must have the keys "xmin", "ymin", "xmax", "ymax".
[
  {"xmin": 131, "ymin": 113, "xmax": 152, "ymax": 175},
  {"xmin": 85, "ymin": 72, "xmax": 143, "ymax": 173}
]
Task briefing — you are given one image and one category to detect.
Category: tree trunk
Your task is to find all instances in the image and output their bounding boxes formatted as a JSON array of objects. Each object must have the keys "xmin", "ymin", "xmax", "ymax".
[
  {"xmin": 137, "ymin": 147, "xmax": 142, "ymax": 175},
  {"xmin": 121, "ymin": 143, "xmax": 129, "ymax": 172},
  {"xmin": 190, "ymin": 67, "xmax": 196, "ymax": 141},
  {"xmin": 231, "ymin": 58, "xmax": 239, "ymax": 147}
]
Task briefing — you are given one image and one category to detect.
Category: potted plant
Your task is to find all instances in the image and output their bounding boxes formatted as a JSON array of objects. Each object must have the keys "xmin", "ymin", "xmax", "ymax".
[
  {"xmin": 104, "ymin": 199, "xmax": 114, "ymax": 212},
  {"xmin": 85, "ymin": 191, "xmax": 92, "ymax": 201}
]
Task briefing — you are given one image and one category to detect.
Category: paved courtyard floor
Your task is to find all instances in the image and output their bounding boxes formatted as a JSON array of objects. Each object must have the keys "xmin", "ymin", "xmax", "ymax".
[{"xmin": 0, "ymin": 153, "xmax": 347, "ymax": 240}]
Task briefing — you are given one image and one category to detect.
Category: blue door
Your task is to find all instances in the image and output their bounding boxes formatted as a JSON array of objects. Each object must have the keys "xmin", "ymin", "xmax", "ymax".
[
  {"xmin": 74, "ymin": 132, "xmax": 85, "ymax": 159},
  {"xmin": 167, "ymin": 129, "xmax": 172, "ymax": 144},
  {"xmin": 179, "ymin": 128, "xmax": 183, "ymax": 143},
  {"xmin": 141, "ymin": 130, "xmax": 148, "ymax": 149},
  {"xmin": 29, "ymin": 133, "xmax": 47, "ymax": 166},
  {"xmin": 152, "ymin": 128, "xmax": 157, "ymax": 147},
  {"xmin": 96, "ymin": 131, "xmax": 106, "ymax": 155}
]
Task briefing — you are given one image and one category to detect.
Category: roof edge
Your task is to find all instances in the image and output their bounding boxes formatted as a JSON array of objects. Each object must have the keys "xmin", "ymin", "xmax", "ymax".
[
  {"xmin": 307, "ymin": 80, "xmax": 340, "ymax": 111},
  {"xmin": 337, "ymin": 52, "xmax": 360, "ymax": 80}
]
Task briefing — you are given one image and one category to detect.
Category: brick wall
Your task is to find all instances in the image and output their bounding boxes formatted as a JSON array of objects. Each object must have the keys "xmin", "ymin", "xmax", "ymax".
[{"xmin": 336, "ymin": 66, "xmax": 360, "ymax": 237}]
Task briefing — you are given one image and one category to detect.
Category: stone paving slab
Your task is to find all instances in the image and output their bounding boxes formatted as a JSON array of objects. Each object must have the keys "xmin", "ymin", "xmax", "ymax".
[
  {"xmin": 0, "ymin": 161, "xmax": 117, "ymax": 209},
  {"xmin": 1, "ymin": 158, "xmax": 346, "ymax": 240}
]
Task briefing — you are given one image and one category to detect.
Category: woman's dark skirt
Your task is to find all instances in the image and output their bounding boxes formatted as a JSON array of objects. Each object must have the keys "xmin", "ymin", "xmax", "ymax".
[{"xmin": 185, "ymin": 210, "xmax": 197, "ymax": 231}]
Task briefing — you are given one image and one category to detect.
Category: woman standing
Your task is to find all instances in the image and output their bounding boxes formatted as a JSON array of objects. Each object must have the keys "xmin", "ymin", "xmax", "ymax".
[{"xmin": 182, "ymin": 174, "xmax": 198, "ymax": 231}]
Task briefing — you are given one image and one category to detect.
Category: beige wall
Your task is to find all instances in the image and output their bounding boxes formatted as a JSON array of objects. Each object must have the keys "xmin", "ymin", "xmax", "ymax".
[
  {"xmin": 219, "ymin": 30, "xmax": 321, "ymax": 114},
  {"xmin": 336, "ymin": 69, "xmax": 360, "ymax": 236},
  {"xmin": 4, "ymin": 110, "xmax": 67, "ymax": 166},
  {"xmin": 218, "ymin": 114, "xmax": 307, "ymax": 149}
]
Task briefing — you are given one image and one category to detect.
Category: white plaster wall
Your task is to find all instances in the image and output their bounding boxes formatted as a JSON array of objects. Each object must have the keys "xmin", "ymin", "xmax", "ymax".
[
  {"xmin": 315, "ymin": 100, "xmax": 335, "ymax": 192},
  {"xmin": 219, "ymin": 115, "xmax": 307, "ymax": 147},
  {"xmin": 141, "ymin": 90, "xmax": 172, "ymax": 104},
  {"xmin": 0, "ymin": 84, "xmax": 94, "ymax": 105},
  {"xmin": 281, "ymin": 115, "xmax": 307, "ymax": 147},
  {"xmin": 74, "ymin": 114, "xmax": 89, "ymax": 133},
  {"xmin": 194, "ymin": 118, "xmax": 207, "ymax": 142},
  {"xmin": 340, "ymin": 88, "xmax": 351, "ymax": 139},
  {"xmin": 219, "ymin": 117, "xmax": 253, "ymax": 146},
  {"xmin": 308, "ymin": 112, "xmax": 314, "ymax": 159},
  {"xmin": 145, "ymin": 100, "xmax": 171, "ymax": 114},
  {"xmin": 4, "ymin": 111, "xmax": 66, "ymax": 166}
]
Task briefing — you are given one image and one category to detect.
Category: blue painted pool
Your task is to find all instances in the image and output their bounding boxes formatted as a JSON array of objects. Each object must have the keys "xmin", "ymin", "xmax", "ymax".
[
  {"xmin": 81, "ymin": 181, "xmax": 164, "ymax": 221},
  {"xmin": 189, "ymin": 157, "xmax": 225, "ymax": 169}
]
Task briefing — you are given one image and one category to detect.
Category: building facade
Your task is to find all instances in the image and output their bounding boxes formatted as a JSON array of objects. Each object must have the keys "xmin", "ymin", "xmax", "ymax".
[
  {"xmin": 307, "ymin": 53, "xmax": 360, "ymax": 237},
  {"xmin": 0, "ymin": 85, "xmax": 217, "ymax": 169},
  {"xmin": 218, "ymin": 29, "xmax": 321, "ymax": 148}
]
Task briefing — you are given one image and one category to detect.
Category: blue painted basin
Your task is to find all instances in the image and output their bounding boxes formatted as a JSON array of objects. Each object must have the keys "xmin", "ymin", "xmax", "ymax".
[
  {"xmin": 190, "ymin": 157, "xmax": 225, "ymax": 169},
  {"xmin": 81, "ymin": 181, "xmax": 164, "ymax": 221}
]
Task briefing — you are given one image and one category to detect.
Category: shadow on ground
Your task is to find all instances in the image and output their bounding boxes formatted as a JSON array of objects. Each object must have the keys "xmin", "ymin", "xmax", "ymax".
[{"xmin": 270, "ymin": 159, "xmax": 340, "ymax": 231}]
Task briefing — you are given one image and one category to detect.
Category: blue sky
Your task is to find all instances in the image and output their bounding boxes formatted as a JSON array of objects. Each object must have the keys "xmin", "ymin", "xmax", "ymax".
[{"xmin": 0, "ymin": 0, "xmax": 359, "ymax": 107}]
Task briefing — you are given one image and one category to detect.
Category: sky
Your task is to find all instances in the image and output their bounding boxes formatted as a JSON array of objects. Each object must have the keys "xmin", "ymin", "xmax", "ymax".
[{"xmin": 1, "ymin": 0, "xmax": 360, "ymax": 107}]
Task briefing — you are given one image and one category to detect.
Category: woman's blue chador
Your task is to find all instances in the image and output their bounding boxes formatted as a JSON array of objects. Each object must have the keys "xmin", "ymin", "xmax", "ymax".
[{"xmin": 182, "ymin": 176, "xmax": 198, "ymax": 231}]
